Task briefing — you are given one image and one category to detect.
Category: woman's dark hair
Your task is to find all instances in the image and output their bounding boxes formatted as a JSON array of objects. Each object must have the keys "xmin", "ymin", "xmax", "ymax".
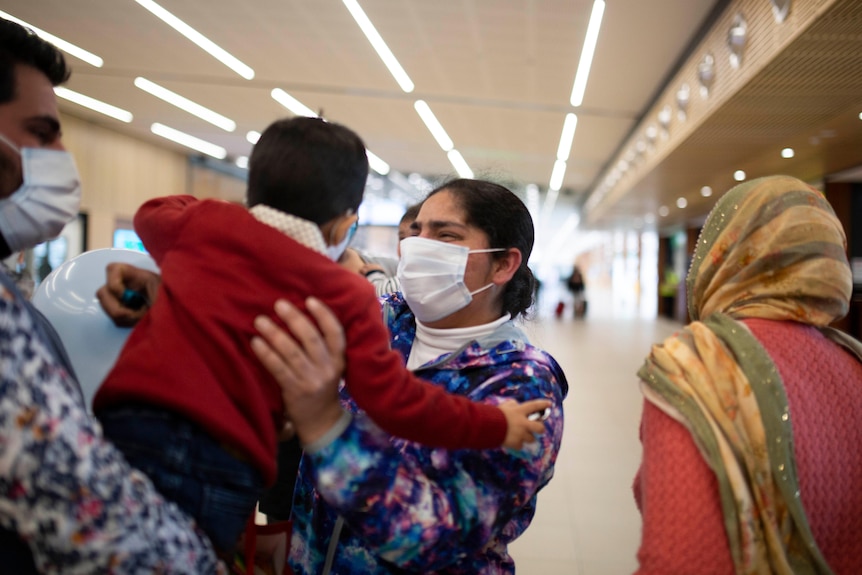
[
  {"xmin": 246, "ymin": 117, "xmax": 368, "ymax": 225},
  {"xmin": 0, "ymin": 18, "xmax": 70, "ymax": 104},
  {"xmin": 428, "ymin": 178, "xmax": 536, "ymax": 319}
]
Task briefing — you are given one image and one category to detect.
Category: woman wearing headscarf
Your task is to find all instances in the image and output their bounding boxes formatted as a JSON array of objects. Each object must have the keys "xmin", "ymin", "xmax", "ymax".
[{"xmin": 633, "ymin": 175, "xmax": 862, "ymax": 574}]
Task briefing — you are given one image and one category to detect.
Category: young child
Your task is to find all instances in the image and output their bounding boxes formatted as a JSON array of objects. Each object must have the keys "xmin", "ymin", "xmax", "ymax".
[{"xmin": 93, "ymin": 117, "xmax": 549, "ymax": 553}]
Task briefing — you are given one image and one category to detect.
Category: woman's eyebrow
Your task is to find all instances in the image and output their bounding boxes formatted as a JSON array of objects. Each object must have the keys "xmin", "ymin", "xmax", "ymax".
[{"xmin": 411, "ymin": 220, "xmax": 468, "ymax": 232}]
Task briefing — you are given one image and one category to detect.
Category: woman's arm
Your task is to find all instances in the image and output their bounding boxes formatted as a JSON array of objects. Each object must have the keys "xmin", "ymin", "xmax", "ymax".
[
  {"xmin": 0, "ymin": 297, "xmax": 223, "ymax": 574},
  {"xmin": 308, "ymin": 374, "xmax": 562, "ymax": 571},
  {"xmin": 251, "ymin": 299, "xmax": 563, "ymax": 570}
]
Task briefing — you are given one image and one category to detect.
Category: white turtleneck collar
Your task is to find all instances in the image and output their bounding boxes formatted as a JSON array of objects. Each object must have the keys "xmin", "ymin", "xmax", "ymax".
[{"xmin": 406, "ymin": 313, "xmax": 512, "ymax": 370}]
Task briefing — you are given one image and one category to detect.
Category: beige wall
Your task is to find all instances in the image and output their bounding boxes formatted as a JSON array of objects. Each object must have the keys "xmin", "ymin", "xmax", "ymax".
[{"xmin": 61, "ymin": 113, "xmax": 245, "ymax": 250}]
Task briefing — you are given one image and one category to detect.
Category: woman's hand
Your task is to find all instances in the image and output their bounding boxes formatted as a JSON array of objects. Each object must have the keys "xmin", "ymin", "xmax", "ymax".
[
  {"xmin": 251, "ymin": 298, "xmax": 347, "ymax": 446},
  {"xmin": 96, "ymin": 263, "xmax": 161, "ymax": 327}
]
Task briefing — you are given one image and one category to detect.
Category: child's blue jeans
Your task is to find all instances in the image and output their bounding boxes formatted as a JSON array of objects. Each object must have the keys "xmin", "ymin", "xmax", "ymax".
[{"xmin": 99, "ymin": 405, "xmax": 264, "ymax": 552}]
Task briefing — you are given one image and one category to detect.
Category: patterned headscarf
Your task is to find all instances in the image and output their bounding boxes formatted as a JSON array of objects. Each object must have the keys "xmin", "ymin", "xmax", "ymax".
[
  {"xmin": 639, "ymin": 175, "xmax": 858, "ymax": 575},
  {"xmin": 687, "ymin": 174, "xmax": 851, "ymax": 324}
]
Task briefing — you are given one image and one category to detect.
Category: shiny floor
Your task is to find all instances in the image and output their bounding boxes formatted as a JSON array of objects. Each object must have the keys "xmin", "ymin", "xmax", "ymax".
[{"xmin": 508, "ymin": 285, "xmax": 680, "ymax": 575}]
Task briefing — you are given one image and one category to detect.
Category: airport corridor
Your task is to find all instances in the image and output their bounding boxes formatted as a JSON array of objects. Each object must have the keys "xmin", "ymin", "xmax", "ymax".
[{"xmin": 509, "ymin": 287, "xmax": 680, "ymax": 575}]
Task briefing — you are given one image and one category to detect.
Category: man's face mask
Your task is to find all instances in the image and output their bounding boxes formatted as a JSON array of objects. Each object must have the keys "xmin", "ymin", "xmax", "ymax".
[{"xmin": 0, "ymin": 132, "xmax": 81, "ymax": 252}]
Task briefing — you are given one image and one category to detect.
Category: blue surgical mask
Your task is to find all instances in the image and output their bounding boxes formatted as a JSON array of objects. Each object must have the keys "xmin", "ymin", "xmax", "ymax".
[
  {"xmin": 0, "ymin": 133, "xmax": 81, "ymax": 252},
  {"xmin": 326, "ymin": 219, "xmax": 358, "ymax": 261}
]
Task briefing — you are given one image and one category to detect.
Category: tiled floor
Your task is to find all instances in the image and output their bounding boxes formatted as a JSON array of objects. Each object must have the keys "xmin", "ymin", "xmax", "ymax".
[{"xmin": 509, "ymin": 287, "xmax": 680, "ymax": 575}]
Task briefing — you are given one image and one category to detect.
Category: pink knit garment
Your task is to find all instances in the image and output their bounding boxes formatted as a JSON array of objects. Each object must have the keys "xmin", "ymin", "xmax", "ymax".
[{"xmin": 634, "ymin": 318, "xmax": 862, "ymax": 574}]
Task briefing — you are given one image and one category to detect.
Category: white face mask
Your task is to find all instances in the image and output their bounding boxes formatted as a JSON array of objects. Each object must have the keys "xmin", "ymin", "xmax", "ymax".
[
  {"xmin": 0, "ymin": 133, "xmax": 82, "ymax": 253},
  {"xmin": 397, "ymin": 236, "xmax": 504, "ymax": 322},
  {"xmin": 326, "ymin": 219, "xmax": 358, "ymax": 261}
]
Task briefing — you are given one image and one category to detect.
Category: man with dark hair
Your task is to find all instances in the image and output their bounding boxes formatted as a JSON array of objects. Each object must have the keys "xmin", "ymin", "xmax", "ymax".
[
  {"xmin": 94, "ymin": 116, "xmax": 546, "ymax": 554},
  {"xmin": 0, "ymin": 17, "xmax": 223, "ymax": 573}
]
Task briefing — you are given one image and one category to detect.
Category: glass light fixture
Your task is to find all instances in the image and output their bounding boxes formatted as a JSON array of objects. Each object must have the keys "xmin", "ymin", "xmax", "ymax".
[
  {"xmin": 676, "ymin": 197, "xmax": 688, "ymax": 209},
  {"xmin": 658, "ymin": 105, "xmax": 672, "ymax": 139},
  {"xmin": 645, "ymin": 124, "xmax": 658, "ymax": 143},
  {"xmin": 781, "ymin": 147, "xmax": 795, "ymax": 158},
  {"xmin": 727, "ymin": 13, "xmax": 748, "ymax": 69},
  {"xmin": 771, "ymin": 0, "xmax": 791, "ymax": 23},
  {"xmin": 698, "ymin": 53, "xmax": 715, "ymax": 98},
  {"xmin": 734, "ymin": 170, "xmax": 746, "ymax": 181},
  {"xmin": 676, "ymin": 83, "xmax": 690, "ymax": 121},
  {"xmin": 700, "ymin": 186, "xmax": 713, "ymax": 197}
]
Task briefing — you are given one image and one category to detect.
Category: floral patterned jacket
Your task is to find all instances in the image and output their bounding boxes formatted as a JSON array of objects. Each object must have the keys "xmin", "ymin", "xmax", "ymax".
[
  {"xmin": 0, "ymin": 271, "xmax": 224, "ymax": 574},
  {"xmin": 289, "ymin": 293, "xmax": 568, "ymax": 574}
]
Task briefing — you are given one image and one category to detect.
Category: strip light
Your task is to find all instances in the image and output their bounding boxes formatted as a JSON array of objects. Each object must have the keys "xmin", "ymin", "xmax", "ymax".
[
  {"xmin": 342, "ymin": 0, "xmax": 414, "ymax": 93},
  {"xmin": 549, "ymin": 159, "xmax": 567, "ymax": 191},
  {"xmin": 134, "ymin": 0, "xmax": 254, "ymax": 80},
  {"xmin": 0, "ymin": 10, "xmax": 103, "ymax": 67},
  {"xmin": 366, "ymin": 150, "xmax": 390, "ymax": 175},
  {"xmin": 246, "ymin": 131, "xmax": 261, "ymax": 144},
  {"xmin": 570, "ymin": 0, "xmax": 606, "ymax": 107},
  {"xmin": 414, "ymin": 100, "xmax": 453, "ymax": 151},
  {"xmin": 150, "ymin": 122, "xmax": 227, "ymax": 159},
  {"xmin": 556, "ymin": 113, "xmax": 579, "ymax": 161},
  {"xmin": 135, "ymin": 77, "xmax": 235, "ymax": 132},
  {"xmin": 271, "ymin": 89, "xmax": 317, "ymax": 118},
  {"xmin": 54, "ymin": 87, "xmax": 132, "ymax": 123},
  {"xmin": 447, "ymin": 150, "xmax": 473, "ymax": 179}
]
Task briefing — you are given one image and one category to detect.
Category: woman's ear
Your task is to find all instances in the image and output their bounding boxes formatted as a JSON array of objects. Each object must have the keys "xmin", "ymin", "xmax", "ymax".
[{"xmin": 492, "ymin": 248, "xmax": 522, "ymax": 285}]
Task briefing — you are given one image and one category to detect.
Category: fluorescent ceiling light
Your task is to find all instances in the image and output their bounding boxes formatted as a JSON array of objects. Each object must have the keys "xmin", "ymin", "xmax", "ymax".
[
  {"xmin": 0, "ymin": 10, "xmax": 103, "ymax": 67},
  {"xmin": 366, "ymin": 150, "xmax": 390, "ymax": 176},
  {"xmin": 414, "ymin": 100, "xmax": 453, "ymax": 151},
  {"xmin": 447, "ymin": 149, "xmax": 473, "ymax": 179},
  {"xmin": 133, "ymin": 0, "xmax": 254, "ymax": 80},
  {"xmin": 54, "ymin": 87, "xmax": 132, "ymax": 123},
  {"xmin": 342, "ymin": 0, "xmax": 414, "ymax": 93},
  {"xmin": 570, "ymin": 0, "xmax": 606, "ymax": 107},
  {"xmin": 135, "ymin": 77, "xmax": 235, "ymax": 132},
  {"xmin": 539, "ymin": 188, "xmax": 560, "ymax": 235},
  {"xmin": 247, "ymin": 131, "xmax": 261, "ymax": 144},
  {"xmin": 271, "ymin": 89, "xmax": 317, "ymax": 118},
  {"xmin": 549, "ymin": 159, "xmax": 567, "ymax": 191},
  {"xmin": 556, "ymin": 113, "xmax": 579, "ymax": 161},
  {"xmin": 236, "ymin": 156, "xmax": 249, "ymax": 169},
  {"xmin": 150, "ymin": 122, "xmax": 227, "ymax": 159}
]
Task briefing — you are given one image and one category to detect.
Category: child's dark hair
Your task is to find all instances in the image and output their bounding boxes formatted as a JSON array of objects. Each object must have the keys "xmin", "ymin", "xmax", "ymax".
[{"xmin": 246, "ymin": 117, "xmax": 368, "ymax": 225}]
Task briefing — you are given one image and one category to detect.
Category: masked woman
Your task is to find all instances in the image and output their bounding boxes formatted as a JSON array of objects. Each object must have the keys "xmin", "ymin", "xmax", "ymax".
[
  {"xmin": 633, "ymin": 175, "xmax": 862, "ymax": 574},
  {"xmin": 252, "ymin": 178, "xmax": 568, "ymax": 574}
]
